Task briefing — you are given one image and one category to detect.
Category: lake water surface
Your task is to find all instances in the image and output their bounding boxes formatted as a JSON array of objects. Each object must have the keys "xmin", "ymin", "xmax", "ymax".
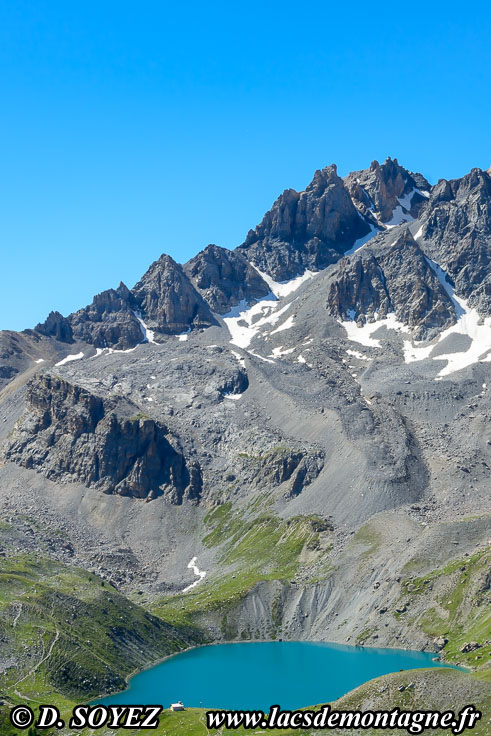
[{"xmin": 96, "ymin": 641, "xmax": 454, "ymax": 711}]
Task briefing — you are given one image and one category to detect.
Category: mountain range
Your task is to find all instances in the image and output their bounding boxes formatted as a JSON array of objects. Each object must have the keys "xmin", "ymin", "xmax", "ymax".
[{"xmin": 0, "ymin": 156, "xmax": 490, "ymax": 730}]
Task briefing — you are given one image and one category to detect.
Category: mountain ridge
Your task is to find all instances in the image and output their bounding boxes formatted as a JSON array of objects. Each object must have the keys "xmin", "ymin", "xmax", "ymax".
[{"xmin": 5, "ymin": 156, "xmax": 489, "ymax": 372}]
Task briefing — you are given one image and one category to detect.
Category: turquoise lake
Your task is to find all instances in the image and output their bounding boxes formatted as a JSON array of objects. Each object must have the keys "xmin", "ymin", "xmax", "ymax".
[{"xmin": 95, "ymin": 641, "xmax": 454, "ymax": 710}]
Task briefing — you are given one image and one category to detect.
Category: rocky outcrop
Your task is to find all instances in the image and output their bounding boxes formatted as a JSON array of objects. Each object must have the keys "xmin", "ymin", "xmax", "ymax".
[
  {"xmin": 235, "ymin": 446, "xmax": 324, "ymax": 499},
  {"xmin": 4, "ymin": 374, "xmax": 201, "ymax": 502},
  {"xmin": 414, "ymin": 167, "xmax": 491, "ymax": 315},
  {"xmin": 67, "ymin": 282, "xmax": 144, "ymax": 350},
  {"xmin": 184, "ymin": 244, "xmax": 271, "ymax": 313},
  {"xmin": 131, "ymin": 254, "xmax": 217, "ymax": 335},
  {"xmin": 344, "ymin": 157, "xmax": 431, "ymax": 223},
  {"xmin": 325, "ymin": 229, "xmax": 457, "ymax": 338},
  {"xmin": 35, "ymin": 311, "xmax": 74, "ymax": 343},
  {"xmin": 237, "ymin": 165, "xmax": 371, "ymax": 280}
]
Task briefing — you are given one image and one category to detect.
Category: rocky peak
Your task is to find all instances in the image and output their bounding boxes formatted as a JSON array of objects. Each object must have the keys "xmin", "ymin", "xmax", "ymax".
[
  {"xmin": 184, "ymin": 244, "xmax": 271, "ymax": 313},
  {"xmin": 131, "ymin": 253, "xmax": 217, "ymax": 335},
  {"xmin": 35, "ymin": 311, "xmax": 74, "ymax": 343},
  {"xmin": 67, "ymin": 282, "xmax": 143, "ymax": 350},
  {"xmin": 430, "ymin": 168, "xmax": 491, "ymax": 208},
  {"xmin": 344, "ymin": 157, "xmax": 431, "ymax": 222},
  {"xmin": 237, "ymin": 165, "xmax": 371, "ymax": 281},
  {"xmin": 304, "ymin": 163, "xmax": 339, "ymax": 194},
  {"xmin": 414, "ymin": 168, "xmax": 491, "ymax": 316},
  {"xmin": 325, "ymin": 228, "xmax": 457, "ymax": 339}
]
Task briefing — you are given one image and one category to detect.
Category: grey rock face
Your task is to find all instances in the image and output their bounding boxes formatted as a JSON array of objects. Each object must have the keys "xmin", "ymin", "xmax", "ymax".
[
  {"xmin": 68, "ymin": 282, "xmax": 143, "ymax": 350},
  {"xmin": 4, "ymin": 374, "xmax": 201, "ymax": 502},
  {"xmin": 184, "ymin": 244, "xmax": 271, "ymax": 313},
  {"xmin": 235, "ymin": 446, "xmax": 325, "ymax": 499},
  {"xmin": 344, "ymin": 157, "xmax": 431, "ymax": 222},
  {"xmin": 325, "ymin": 229, "xmax": 457, "ymax": 338},
  {"xmin": 237, "ymin": 164, "xmax": 371, "ymax": 280},
  {"xmin": 415, "ymin": 168, "xmax": 491, "ymax": 315},
  {"xmin": 35, "ymin": 311, "xmax": 74, "ymax": 343},
  {"xmin": 131, "ymin": 254, "xmax": 217, "ymax": 335}
]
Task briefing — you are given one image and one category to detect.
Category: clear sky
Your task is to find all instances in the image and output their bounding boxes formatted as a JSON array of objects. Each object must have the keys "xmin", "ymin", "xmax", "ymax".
[{"xmin": 1, "ymin": 1, "xmax": 490, "ymax": 331}]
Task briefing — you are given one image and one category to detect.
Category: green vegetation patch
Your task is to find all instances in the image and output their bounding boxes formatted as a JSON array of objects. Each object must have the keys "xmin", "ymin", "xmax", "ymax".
[
  {"xmin": 403, "ymin": 547, "xmax": 491, "ymax": 671},
  {"xmin": 154, "ymin": 514, "xmax": 331, "ymax": 630},
  {"xmin": 0, "ymin": 554, "xmax": 199, "ymax": 703}
]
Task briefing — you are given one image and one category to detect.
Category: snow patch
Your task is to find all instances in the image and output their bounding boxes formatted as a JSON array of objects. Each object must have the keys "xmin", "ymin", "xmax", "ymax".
[
  {"xmin": 177, "ymin": 328, "xmax": 191, "ymax": 342},
  {"xmin": 270, "ymin": 315, "xmax": 295, "ymax": 334},
  {"xmin": 297, "ymin": 354, "xmax": 306, "ymax": 364},
  {"xmin": 385, "ymin": 205, "xmax": 414, "ymax": 228},
  {"xmin": 133, "ymin": 311, "xmax": 158, "ymax": 344},
  {"xmin": 255, "ymin": 269, "xmax": 315, "ymax": 298},
  {"xmin": 341, "ymin": 313, "xmax": 409, "ymax": 348},
  {"xmin": 95, "ymin": 345, "xmax": 139, "ymax": 357},
  {"xmin": 397, "ymin": 188, "xmax": 416, "ymax": 211},
  {"xmin": 271, "ymin": 346, "xmax": 295, "ymax": 357},
  {"xmin": 403, "ymin": 341, "xmax": 434, "ymax": 363},
  {"xmin": 34, "ymin": 358, "xmax": 45, "ymax": 364},
  {"xmin": 55, "ymin": 352, "xmax": 84, "ymax": 367},
  {"xmin": 402, "ymin": 258, "xmax": 491, "ymax": 375},
  {"xmin": 249, "ymin": 351, "xmax": 275, "ymax": 364},
  {"xmin": 182, "ymin": 557, "xmax": 207, "ymax": 592},
  {"xmin": 223, "ymin": 297, "xmax": 289, "ymax": 349},
  {"xmin": 222, "ymin": 271, "xmax": 309, "ymax": 353},
  {"xmin": 346, "ymin": 349, "xmax": 372, "ymax": 361},
  {"xmin": 231, "ymin": 350, "xmax": 246, "ymax": 368}
]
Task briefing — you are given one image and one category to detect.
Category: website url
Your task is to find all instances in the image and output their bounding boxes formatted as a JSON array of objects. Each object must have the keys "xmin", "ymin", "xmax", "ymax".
[{"xmin": 206, "ymin": 704, "xmax": 482, "ymax": 733}]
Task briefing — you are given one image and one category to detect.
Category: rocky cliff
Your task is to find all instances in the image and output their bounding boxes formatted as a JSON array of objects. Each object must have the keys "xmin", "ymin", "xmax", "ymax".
[
  {"xmin": 184, "ymin": 244, "xmax": 271, "ymax": 313},
  {"xmin": 35, "ymin": 310, "xmax": 74, "ymax": 343},
  {"xmin": 325, "ymin": 229, "xmax": 457, "ymax": 338},
  {"xmin": 4, "ymin": 374, "xmax": 201, "ymax": 502},
  {"xmin": 415, "ymin": 167, "xmax": 491, "ymax": 315},
  {"xmin": 66, "ymin": 282, "xmax": 144, "ymax": 349}
]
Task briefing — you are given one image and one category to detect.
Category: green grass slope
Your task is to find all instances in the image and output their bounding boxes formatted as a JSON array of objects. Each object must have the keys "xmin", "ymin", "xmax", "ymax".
[{"xmin": 0, "ymin": 553, "xmax": 201, "ymax": 706}]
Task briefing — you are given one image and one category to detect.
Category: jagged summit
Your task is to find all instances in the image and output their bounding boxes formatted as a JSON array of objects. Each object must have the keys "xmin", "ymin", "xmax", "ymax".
[
  {"xmin": 344, "ymin": 156, "xmax": 431, "ymax": 223},
  {"xmin": 131, "ymin": 253, "xmax": 217, "ymax": 335},
  {"xmin": 67, "ymin": 281, "xmax": 142, "ymax": 350},
  {"xmin": 237, "ymin": 162, "xmax": 371, "ymax": 280},
  {"xmin": 35, "ymin": 310, "xmax": 74, "ymax": 343}
]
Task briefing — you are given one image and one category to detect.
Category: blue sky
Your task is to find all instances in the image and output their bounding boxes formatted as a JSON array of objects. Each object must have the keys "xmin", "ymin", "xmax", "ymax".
[{"xmin": 1, "ymin": 1, "xmax": 490, "ymax": 330}]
